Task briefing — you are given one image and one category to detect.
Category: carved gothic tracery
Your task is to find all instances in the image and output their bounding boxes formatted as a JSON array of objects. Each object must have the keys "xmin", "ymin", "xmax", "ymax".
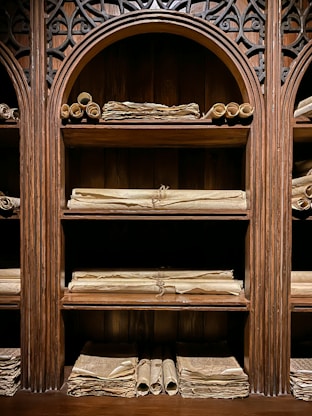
[
  {"xmin": 0, "ymin": 0, "xmax": 30, "ymax": 83},
  {"xmin": 282, "ymin": 0, "xmax": 312, "ymax": 82},
  {"xmin": 46, "ymin": 0, "xmax": 266, "ymax": 86}
]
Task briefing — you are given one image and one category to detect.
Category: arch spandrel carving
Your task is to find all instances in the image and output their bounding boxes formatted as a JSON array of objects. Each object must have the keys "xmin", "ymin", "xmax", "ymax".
[{"xmin": 46, "ymin": 0, "xmax": 266, "ymax": 86}]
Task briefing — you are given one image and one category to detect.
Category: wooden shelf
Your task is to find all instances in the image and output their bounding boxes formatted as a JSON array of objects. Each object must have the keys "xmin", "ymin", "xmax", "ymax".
[
  {"xmin": 61, "ymin": 209, "xmax": 250, "ymax": 220},
  {"xmin": 293, "ymin": 123, "xmax": 312, "ymax": 142},
  {"xmin": 0, "ymin": 295, "xmax": 20, "ymax": 309},
  {"xmin": 61, "ymin": 290, "xmax": 249, "ymax": 311},
  {"xmin": 61, "ymin": 122, "xmax": 250, "ymax": 148},
  {"xmin": 290, "ymin": 297, "xmax": 312, "ymax": 311}
]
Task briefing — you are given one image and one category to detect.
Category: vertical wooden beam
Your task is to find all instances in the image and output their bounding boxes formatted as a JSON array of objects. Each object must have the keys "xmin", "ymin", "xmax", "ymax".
[
  {"xmin": 264, "ymin": 1, "xmax": 289, "ymax": 395},
  {"xmin": 25, "ymin": 0, "xmax": 47, "ymax": 392}
]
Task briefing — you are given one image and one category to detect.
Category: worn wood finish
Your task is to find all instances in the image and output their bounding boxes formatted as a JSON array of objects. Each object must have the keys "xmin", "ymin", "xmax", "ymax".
[
  {"xmin": 3, "ymin": 0, "xmax": 312, "ymax": 402},
  {"xmin": 1, "ymin": 391, "xmax": 312, "ymax": 416},
  {"xmin": 46, "ymin": 10, "xmax": 264, "ymax": 394}
]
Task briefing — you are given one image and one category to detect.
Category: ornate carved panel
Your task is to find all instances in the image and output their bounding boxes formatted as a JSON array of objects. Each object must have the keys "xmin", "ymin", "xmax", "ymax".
[
  {"xmin": 282, "ymin": 0, "xmax": 312, "ymax": 83},
  {"xmin": 0, "ymin": 0, "xmax": 30, "ymax": 83},
  {"xmin": 46, "ymin": 0, "xmax": 266, "ymax": 86}
]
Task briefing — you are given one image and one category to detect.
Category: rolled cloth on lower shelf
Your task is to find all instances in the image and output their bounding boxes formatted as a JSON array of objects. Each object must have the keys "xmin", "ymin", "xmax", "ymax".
[
  {"xmin": 67, "ymin": 187, "xmax": 247, "ymax": 210},
  {"xmin": 68, "ymin": 269, "xmax": 243, "ymax": 296}
]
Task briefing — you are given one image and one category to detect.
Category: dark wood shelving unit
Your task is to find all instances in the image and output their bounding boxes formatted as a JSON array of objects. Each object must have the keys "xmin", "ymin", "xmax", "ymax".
[{"xmin": 3, "ymin": 1, "xmax": 312, "ymax": 410}]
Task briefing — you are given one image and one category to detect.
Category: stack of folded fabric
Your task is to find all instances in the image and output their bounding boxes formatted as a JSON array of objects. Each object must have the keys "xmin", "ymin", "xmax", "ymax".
[
  {"xmin": 67, "ymin": 341, "xmax": 138, "ymax": 397},
  {"xmin": 0, "ymin": 348, "xmax": 21, "ymax": 396},
  {"xmin": 176, "ymin": 342, "xmax": 249, "ymax": 399},
  {"xmin": 290, "ymin": 358, "xmax": 312, "ymax": 401},
  {"xmin": 0, "ymin": 268, "xmax": 20, "ymax": 295},
  {"xmin": 101, "ymin": 101, "xmax": 201, "ymax": 120}
]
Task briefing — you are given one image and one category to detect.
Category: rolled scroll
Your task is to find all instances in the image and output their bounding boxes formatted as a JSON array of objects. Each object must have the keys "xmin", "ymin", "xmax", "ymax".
[
  {"xmin": 225, "ymin": 102, "xmax": 240, "ymax": 119},
  {"xmin": 238, "ymin": 103, "xmax": 254, "ymax": 119},
  {"xmin": 292, "ymin": 185, "xmax": 312, "ymax": 199},
  {"xmin": 150, "ymin": 346, "xmax": 163, "ymax": 395},
  {"xmin": 68, "ymin": 269, "xmax": 243, "ymax": 296},
  {"xmin": 60, "ymin": 103, "xmax": 70, "ymax": 119},
  {"xmin": 202, "ymin": 103, "xmax": 226, "ymax": 120},
  {"xmin": 292, "ymin": 174, "xmax": 312, "ymax": 188},
  {"xmin": 77, "ymin": 92, "xmax": 92, "ymax": 109},
  {"xmin": 67, "ymin": 187, "xmax": 247, "ymax": 210},
  {"xmin": 86, "ymin": 102, "xmax": 101, "ymax": 119},
  {"xmin": 163, "ymin": 347, "xmax": 178, "ymax": 396},
  {"xmin": 292, "ymin": 196, "xmax": 311, "ymax": 211},
  {"xmin": 0, "ymin": 103, "xmax": 18, "ymax": 121},
  {"xmin": 69, "ymin": 102, "xmax": 84, "ymax": 119},
  {"xmin": 291, "ymin": 283, "xmax": 312, "ymax": 296},
  {"xmin": 0, "ymin": 196, "xmax": 20, "ymax": 211},
  {"xmin": 136, "ymin": 358, "xmax": 151, "ymax": 396}
]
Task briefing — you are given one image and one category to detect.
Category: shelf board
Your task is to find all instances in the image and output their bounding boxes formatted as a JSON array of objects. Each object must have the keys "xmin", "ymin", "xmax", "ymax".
[
  {"xmin": 61, "ymin": 121, "xmax": 250, "ymax": 148},
  {"xmin": 61, "ymin": 209, "xmax": 250, "ymax": 220},
  {"xmin": 290, "ymin": 297, "xmax": 312, "ymax": 311},
  {"xmin": 61, "ymin": 290, "xmax": 249, "ymax": 311},
  {"xmin": 0, "ymin": 295, "xmax": 20, "ymax": 309},
  {"xmin": 293, "ymin": 122, "xmax": 312, "ymax": 142}
]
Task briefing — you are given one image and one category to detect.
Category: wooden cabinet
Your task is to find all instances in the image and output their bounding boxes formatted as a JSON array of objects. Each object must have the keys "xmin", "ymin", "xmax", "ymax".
[{"xmin": 3, "ymin": 0, "xmax": 312, "ymax": 401}]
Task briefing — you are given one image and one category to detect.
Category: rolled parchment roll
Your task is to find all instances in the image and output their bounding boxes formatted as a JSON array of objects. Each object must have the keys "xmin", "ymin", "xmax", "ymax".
[
  {"xmin": 136, "ymin": 358, "xmax": 151, "ymax": 396},
  {"xmin": 203, "ymin": 103, "xmax": 226, "ymax": 120},
  {"xmin": 292, "ymin": 196, "xmax": 311, "ymax": 211},
  {"xmin": 86, "ymin": 102, "xmax": 101, "ymax": 119},
  {"xmin": 69, "ymin": 102, "xmax": 84, "ymax": 119},
  {"xmin": 0, "ymin": 196, "xmax": 20, "ymax": 211},
  {"xmin": 239, "ymin": 103, "xmax": 254, "ymax": 119},
  {"xmin": 60, "ymin": 103, "xmax": 70, "ymax": 119},
  {"xmin": 77, "ymin": 92, "xmax": 92, "ymax": 109},
  {"xmin": 225, "ymin": 102, "xmax": 240, "ymax": 119}
]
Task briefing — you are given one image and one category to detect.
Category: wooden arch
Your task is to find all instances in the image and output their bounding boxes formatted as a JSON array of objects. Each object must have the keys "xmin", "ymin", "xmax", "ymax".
[{"xmin": 48, "ymin": 10, "xmax": 263, "ymax": 110}]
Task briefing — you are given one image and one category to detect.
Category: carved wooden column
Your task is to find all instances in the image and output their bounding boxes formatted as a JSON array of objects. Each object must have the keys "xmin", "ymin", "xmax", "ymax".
[
  {"xmin": 25, "ymin": 0, "xmax": 48, "ymax": 392},
  {"xmin": 264, "ymin": 0, "xmax": 289, "ymax": 395}
]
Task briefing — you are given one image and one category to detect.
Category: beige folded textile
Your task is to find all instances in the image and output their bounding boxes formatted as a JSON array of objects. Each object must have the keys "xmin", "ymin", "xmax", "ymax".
[
  {"xmin": 294, "ymin": 102, "xmax": 312, "ymax": 118},
  {"xmin": 0, "ymin": 348, "xmax": 21, "ymax": 396},
  {"xmin": 0, "ymin": 196, "xmax": 20, "ymax": 211},
  {"xmin": 67, "ymin": 341, "xmax": 138, "ymax": 397},
  {"xmin": 67, "ymin": 188, "xmax": 247, "ymax": 210},
  {"xmin": 290, "ymin": 358, "xmax": 312, "ymax": 401},
  {"xmin": 176, "ymin": 342, "xmax": 249, "ymax": 399},
  {"xmin": 102, "ymin": 101, "xmax": 201, "ymax": 120}
]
